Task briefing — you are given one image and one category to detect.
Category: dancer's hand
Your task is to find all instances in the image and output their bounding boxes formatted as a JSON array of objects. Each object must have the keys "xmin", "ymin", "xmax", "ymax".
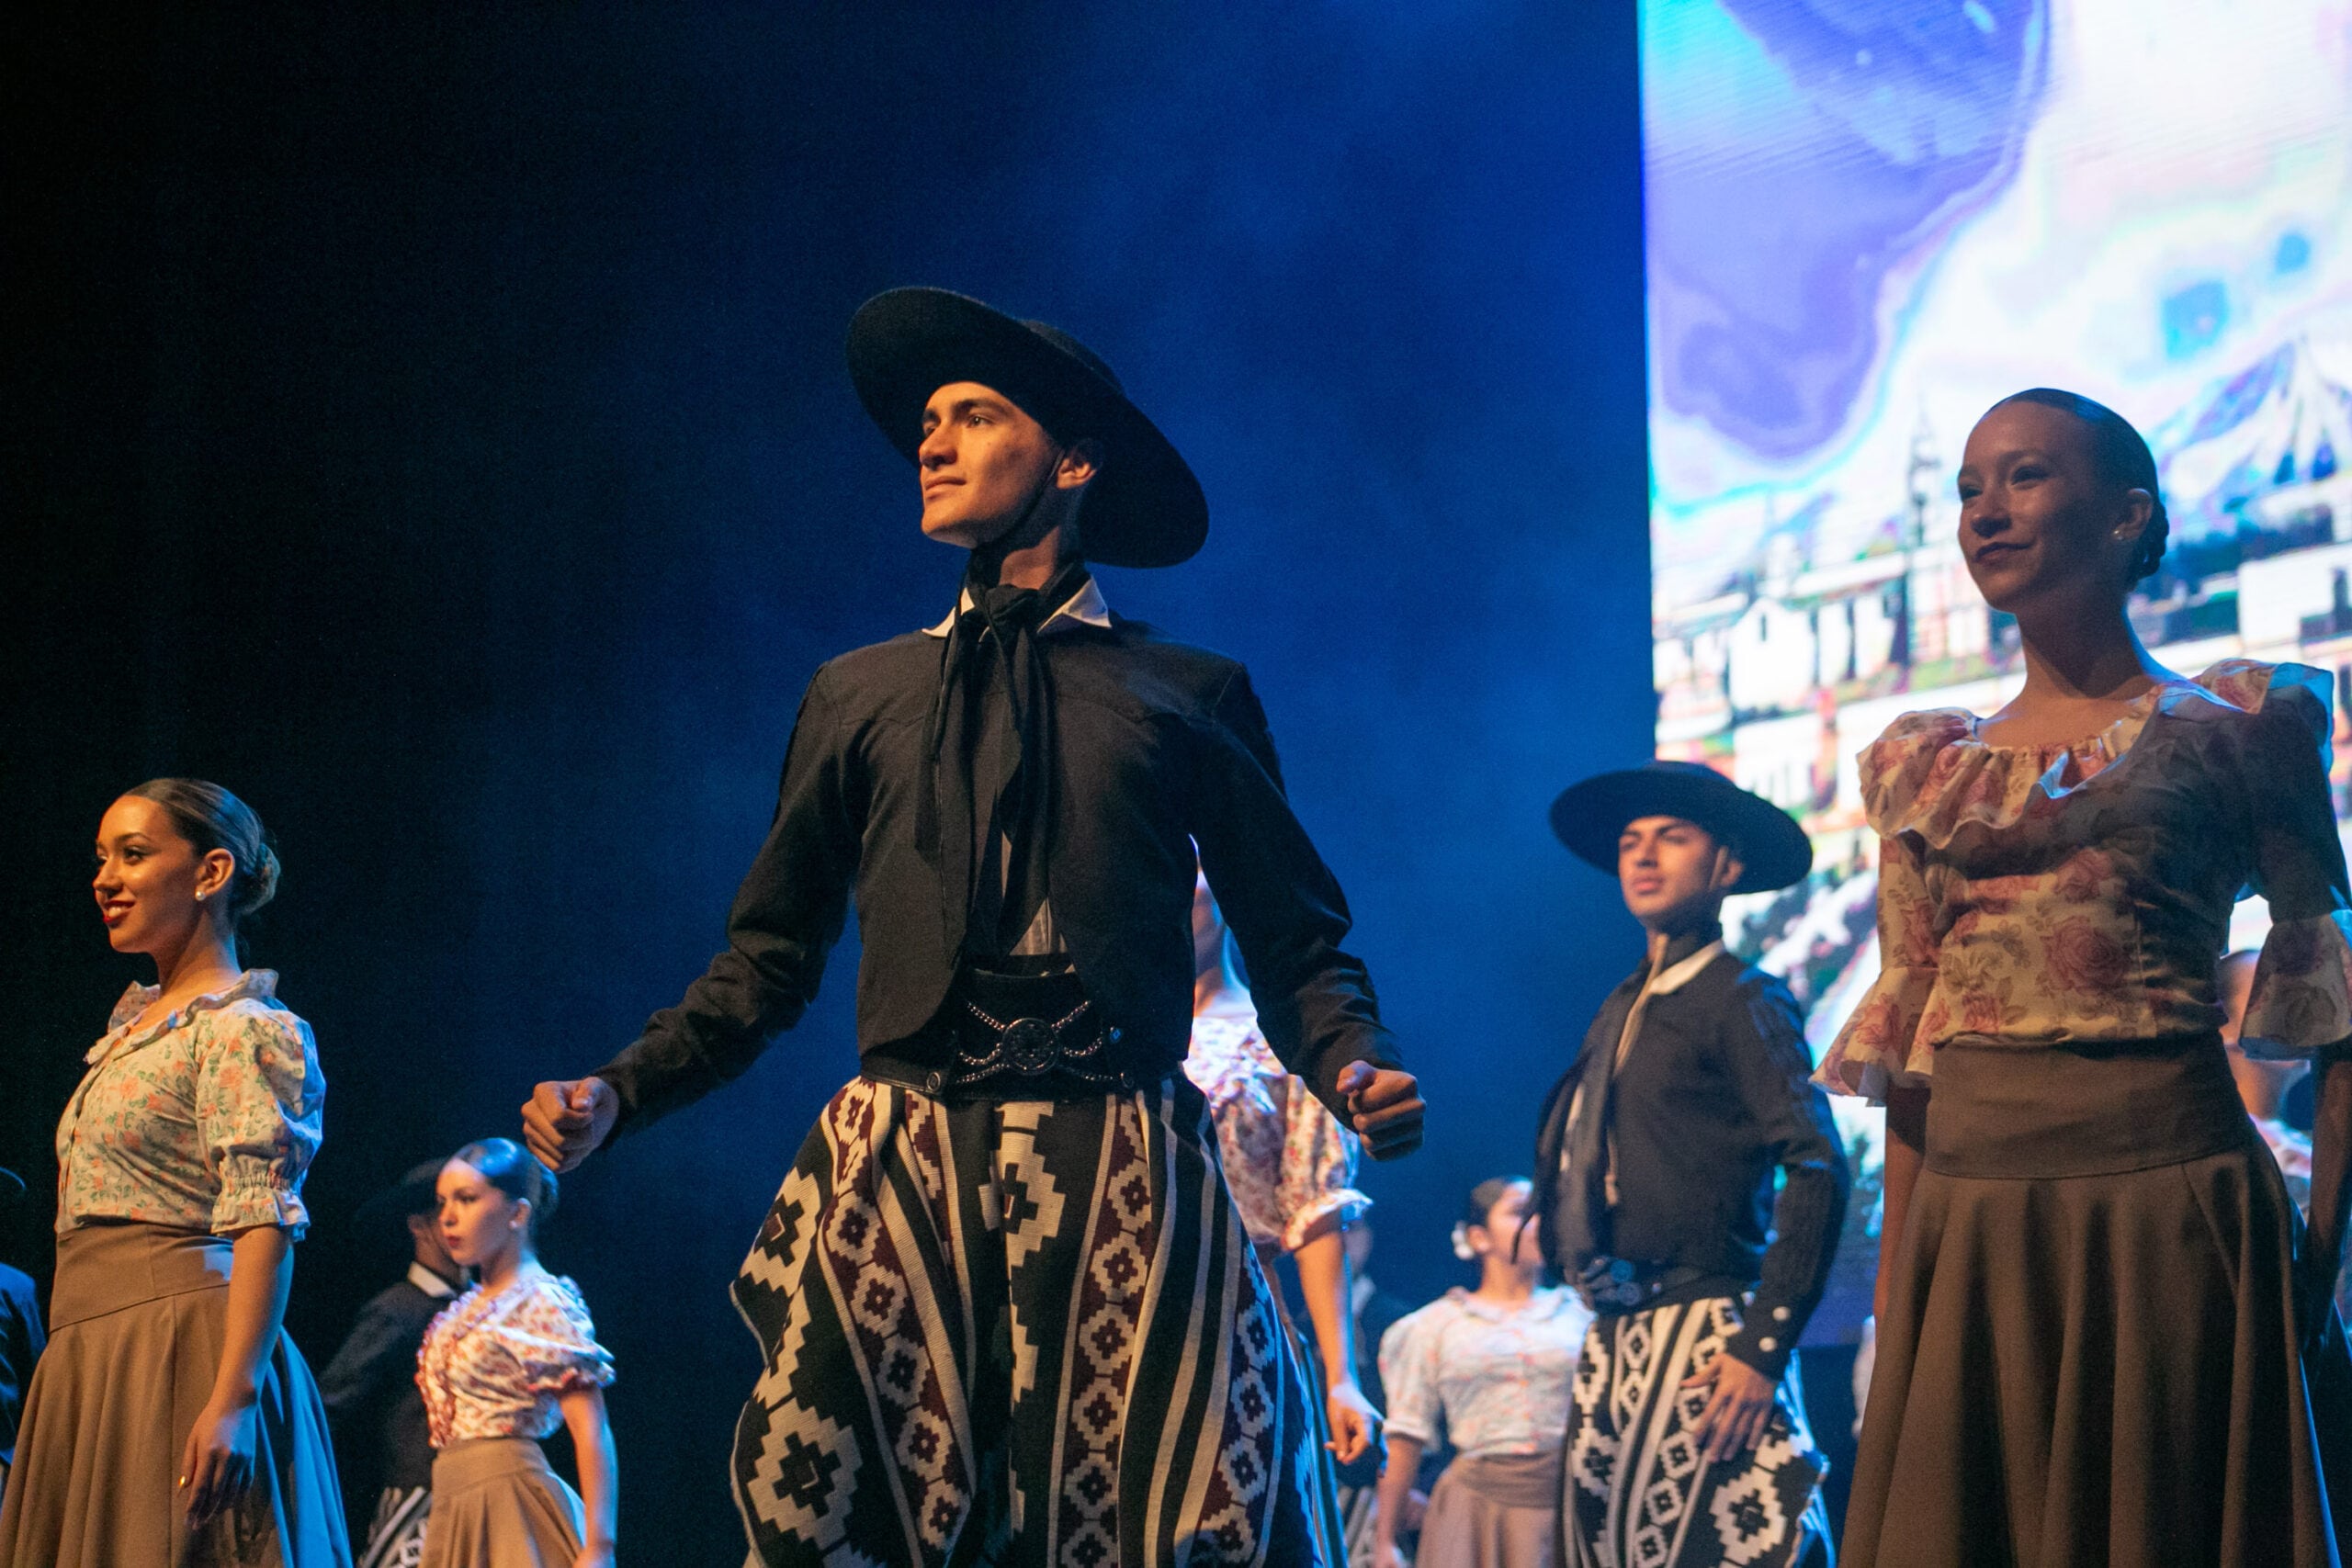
[
  {"xmin": 523, "ymin": 1077, "xmax": 619, "ymax": 1172},
  {"xmin": 1325, "ymin": 1376, "xmax": 1382, "ymax": 1467},
  {"xmin": 1681, "ymin": 1352, "xmax": 1775, "ymax": 1462},
  {"xmin": 1337, "ymin": 1061, "xmax": 1424, "ymax": 1159},
  {"xmin": 179, "ymin": 1392, "xmax": 260, "ymax": 1527}
]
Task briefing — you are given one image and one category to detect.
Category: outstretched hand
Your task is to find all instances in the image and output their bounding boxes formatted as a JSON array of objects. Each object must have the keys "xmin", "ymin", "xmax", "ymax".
[
  {"xmin": 1337, "ymin": 1061, "xmax": 1424, "ymax": 1160},
  {"xmin": 522, "ymin": 1077, "xmax": 620, "ymax": 1173}
]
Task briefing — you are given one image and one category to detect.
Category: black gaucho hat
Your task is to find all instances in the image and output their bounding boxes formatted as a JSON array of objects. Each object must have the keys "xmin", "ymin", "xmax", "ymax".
[
  {"xmin": 355, "ymin": 1156, "xmax": 449, "ymax": 1230},
  {"xmin": 1550, "ymin": 761, "xmax": 1813, "ymax": 896},
  {"xmin": 846, "ymin": 287, "xmax": 1209, "ymax": 570}
]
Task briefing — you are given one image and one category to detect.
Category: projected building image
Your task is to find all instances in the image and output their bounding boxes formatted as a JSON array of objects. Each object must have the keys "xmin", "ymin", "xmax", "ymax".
[{"xmin": 1642, "ymin": 0, "xmax": 2352, "ymax": 1077}]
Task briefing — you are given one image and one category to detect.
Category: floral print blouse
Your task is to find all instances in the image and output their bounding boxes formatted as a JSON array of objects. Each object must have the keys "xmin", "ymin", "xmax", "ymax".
[
  {"xmin": 416, "ymin": 1261, "xmax": 615, "ymax": 1446},
  {"xmin": 1186, "ymin": 999, "xmax": 1372, "ymax": 1253},
  {"xmin": 1819, "ymin": 661, "xmax": 2352, "ymax": 1100},
  {"xmin": 56, "ymin": 970, "xmax": 322, "ymax": 1237},
  {"xmin": 1376, "ymin": 1287, "xmax": 1590, "ymax": 1458}
]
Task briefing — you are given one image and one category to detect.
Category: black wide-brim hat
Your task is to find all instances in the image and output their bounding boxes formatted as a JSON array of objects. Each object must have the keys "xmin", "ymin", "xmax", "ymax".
[
  {"xmin": 846, "ymin": 287, "xmax": 1209, "ymax": 570},
  {"xmin": 1550, "ymin": 761, "xmax": 1813, "ymax": 896},
  {"xmin": 355, "ymin": 1156, "xmax": 449, "ymax": 1230}
]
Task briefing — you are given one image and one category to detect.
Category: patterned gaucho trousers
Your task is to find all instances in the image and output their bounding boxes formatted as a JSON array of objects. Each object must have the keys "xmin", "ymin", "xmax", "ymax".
[
  {"xmin": 1563, "ymin": 1297, "xmax": 1833, "ymax": 1568},
  {"xmin": 729, "ymin": 1074, "xmax": 1328, "ymax": 1568}
]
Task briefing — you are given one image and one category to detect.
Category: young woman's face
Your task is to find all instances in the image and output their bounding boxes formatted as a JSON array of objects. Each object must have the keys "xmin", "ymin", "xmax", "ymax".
[
  {"xmin": 91, "ymin": 795, "xmax": 226, "ymax": 959},
  {"xmin": 436, "ymin": 1159, "xmax": 526, "ymax": 1269},
  {"xmin": 1470, "ymin": 1179, "xmax": 1538, "ymax": 1268},
  {"xmin": 1956, "ymin": 400, "xmax": 2147, "ymax": 615}
]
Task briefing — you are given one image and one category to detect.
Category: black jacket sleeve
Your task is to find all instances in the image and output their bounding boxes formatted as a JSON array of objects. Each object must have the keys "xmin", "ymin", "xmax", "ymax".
[
  {"xmin": 1720, "ymin": 977, "xmax": 1849, "ymax": 1381},
  {"xmin": 1191, "ymin": 666, "xmax": 1401, "ymax": 1119},
  {"xmin": 594, "ymin": 668, "xmax": 859, "ymax": 1134},
  {"xmin": 317, "ymin": 1294, "xmax": 420, "ymax": 1426}
]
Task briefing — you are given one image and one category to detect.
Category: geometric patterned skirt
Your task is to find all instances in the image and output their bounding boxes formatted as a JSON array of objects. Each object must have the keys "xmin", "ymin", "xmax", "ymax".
[
  {"xmin": 1563, "ymin": 1297, "xmax": 1831, "ymax": 1568},
  {"xmin": 729, "ymin": 1075, "xmax": 1327, "ymax": 1567}
]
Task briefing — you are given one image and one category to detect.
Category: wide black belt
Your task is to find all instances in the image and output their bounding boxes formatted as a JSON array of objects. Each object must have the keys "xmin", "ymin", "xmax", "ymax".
[
  {"xmin": 936, "ymin": 965, "xmax": 1130, "ymax": 1098},
  {"xmin": 1572, "ymin": 1257, "xmax": 1724, "ymax": 1314}
]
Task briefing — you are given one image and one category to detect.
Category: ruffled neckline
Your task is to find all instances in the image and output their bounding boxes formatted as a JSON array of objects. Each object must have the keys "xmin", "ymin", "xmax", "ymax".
[
  {"xmin": 1862, "ymin": 660, "xmax": 2321, "ymax": 847},
  {"xmin": 92, "ymin": 969, "xmax": 280, "ymax": 1063}
]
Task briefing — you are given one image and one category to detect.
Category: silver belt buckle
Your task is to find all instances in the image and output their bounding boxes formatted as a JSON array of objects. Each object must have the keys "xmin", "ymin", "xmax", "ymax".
[{"xmin": 1001, "ymin": 1017, "xmax": 1057, "ymax": 1074}]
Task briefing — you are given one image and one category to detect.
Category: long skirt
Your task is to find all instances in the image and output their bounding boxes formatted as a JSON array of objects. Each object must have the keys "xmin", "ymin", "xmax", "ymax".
[
  {"xmin": 1416, "ymin": 1450, "xmax": 1560, "ymax": 1568},
  {"xmin": 1840, "ymin": 1039, "xmax": 2352, "ymax": 1568},
  {"xmin": 415, "ymin": 1438, "xmax": 582, "ymax": 1568},
  {"xmin": 1563, "ymin": 1297, "xmax": 1831, "ymax": 1568},
  {"xmin": 0, "ymin": 1222, "xmax": 349, "ymax": 1568},
  {"xmin": 729, "ymin": 1074, "xmax": 1327, "ymax": 1567}
]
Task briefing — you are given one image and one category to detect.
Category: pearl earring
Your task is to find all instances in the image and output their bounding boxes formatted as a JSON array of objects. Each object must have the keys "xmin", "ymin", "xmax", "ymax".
[{"xmin": 195, "ymin": 891, "xmax": 207, "ymax": 903}]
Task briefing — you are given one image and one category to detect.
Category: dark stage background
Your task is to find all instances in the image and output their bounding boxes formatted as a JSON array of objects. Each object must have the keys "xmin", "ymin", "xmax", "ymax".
[{"xmin": 5, "ymin": 6, "xmax": 1654, "ymax": 1557}]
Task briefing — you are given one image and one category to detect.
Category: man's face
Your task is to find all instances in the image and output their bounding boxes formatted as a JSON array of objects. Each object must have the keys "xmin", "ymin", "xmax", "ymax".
[
  {"xmin": 915, "ymin": 380, "xmax": 1070, "ymax": 548},
  {"xmin": 1617, "ymin": 815, "xmax": 1736, "ymax": 932}
]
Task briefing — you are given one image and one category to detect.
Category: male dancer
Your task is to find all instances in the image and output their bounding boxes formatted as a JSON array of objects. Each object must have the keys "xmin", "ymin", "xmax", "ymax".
[
  {"xmin": 1533, "ymin": 762, "xmax": 1846, "ymax": 1568},
  {"xmin": 522, "ymin": 288, "xmax": 1423, "ymax": 1567},
  {"xmin": 319, "ymin": 1157, "xmax": 463, "ymax": 1568}
]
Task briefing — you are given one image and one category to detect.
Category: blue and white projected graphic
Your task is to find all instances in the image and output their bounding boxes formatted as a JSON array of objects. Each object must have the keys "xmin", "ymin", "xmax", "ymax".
[{"xmin": 1643, "ymin": 0, "xmax": 2352, "ymax": 1072}]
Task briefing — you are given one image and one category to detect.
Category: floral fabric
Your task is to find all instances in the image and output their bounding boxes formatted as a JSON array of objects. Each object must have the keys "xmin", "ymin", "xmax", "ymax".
[
  {"xmin": 415, "ymin": 1261, "xmax": 614, "ymax": 1447},
  {"xmin": 1185, "ymin": 1000, "xmax": 1371, "ymax": 1252},
  {"xmin": 1819, "ymin": 660, "xmax": 2352, "ymax": 1100},
  {"xmin": 56, "ymin": 970, "xmax": 322, "ymax": 1237},
  {"xmin": 1377, "ymin": 1286, "xmax": 1590, "ymax": 1459}
]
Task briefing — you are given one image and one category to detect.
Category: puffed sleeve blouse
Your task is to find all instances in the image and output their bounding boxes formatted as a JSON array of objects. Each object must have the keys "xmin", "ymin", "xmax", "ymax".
[
  {"xmin": 1185, "ymin": 1000, "xmax": 1371, "ymax": 1253},
  {"xmin": 1818, "ymin": 660, "xmax": 2352, "ymax": 1100},
  {"xmin": 416, "ymin": 1261, "xmax": 616, "ymax": 1446},
  {"xmin": 1376, "ymin": 1287, "xmax": 1590, "ymax": 1459},
  {"xmin": 56, "ymin": 970, "xmax": 323, "ymax": 1237}
]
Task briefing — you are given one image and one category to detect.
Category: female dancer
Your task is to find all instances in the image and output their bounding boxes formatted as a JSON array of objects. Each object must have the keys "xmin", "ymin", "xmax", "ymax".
[
  {"xmin": 0, "ymin": 779, "xmax": 347, "ymax": 1566},
  {"xmin": 1822, "ymin": 389, "xmax": 2352, "ymax": 1565},
  {"xmin": 1372, "ymin": 1179, "xmax": 1588, "ymax": 1568},
  {"xmin": 416, "ymin": 1139, "xmax": 615, "ymax": 1568},
  {"xmin": 1188, "ymin": 873, "xmax": 1380, "ymax": 1562}
]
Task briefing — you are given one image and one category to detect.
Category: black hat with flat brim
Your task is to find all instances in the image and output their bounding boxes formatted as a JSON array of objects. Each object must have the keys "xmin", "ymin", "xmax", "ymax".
[
  {"xmin": 355, "ymin": 1156, "xmax": 449, "ymax": 1230},
  {"xmin": 846, "ymin": 287, "xmax": 1209, "ymax": 570},
  {"xmin": 1550, "ymin": 761, "xmax": 1813, "ymax": 896}
]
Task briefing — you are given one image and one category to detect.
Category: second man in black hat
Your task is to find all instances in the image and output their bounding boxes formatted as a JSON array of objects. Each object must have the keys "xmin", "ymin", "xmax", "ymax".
[
  {"xmin": 1534, "ymin": 762, "xmax": 1846, "ymax": 1568},
  {"xmin": 522, "ymin": 288, "xmax": 1422, "ymax": 1567}
]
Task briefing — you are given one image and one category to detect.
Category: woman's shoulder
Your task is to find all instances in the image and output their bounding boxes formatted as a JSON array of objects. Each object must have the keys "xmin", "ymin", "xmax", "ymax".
[{"xmin": 2180, "ymin": 660, "xmax": 2332, "ymax": 740}]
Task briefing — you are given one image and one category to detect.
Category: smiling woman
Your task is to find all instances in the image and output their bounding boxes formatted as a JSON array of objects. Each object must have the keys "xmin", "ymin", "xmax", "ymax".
[{"xmin": 0, "ymin": 780, "xmax": 348, "ymax": 1568}]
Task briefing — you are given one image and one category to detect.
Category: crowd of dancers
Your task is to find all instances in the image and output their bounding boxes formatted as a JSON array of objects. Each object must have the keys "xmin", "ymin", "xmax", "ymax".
[{"xmin": 0, "ymin": 288, "xmax": 2347, "ymax": 1567}]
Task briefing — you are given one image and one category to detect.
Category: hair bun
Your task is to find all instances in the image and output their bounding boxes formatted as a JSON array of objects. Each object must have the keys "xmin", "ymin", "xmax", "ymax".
[{"xmin": 235, "ymin": 840, "xmax": 281, "ymax": 918}]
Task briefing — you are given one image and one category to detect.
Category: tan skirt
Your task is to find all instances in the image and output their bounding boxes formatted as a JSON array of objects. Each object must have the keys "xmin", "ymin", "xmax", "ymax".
[
  {"xmin": 0, "ymin": 1222, "xmax": 349, "ymax": 1568},
  {"xmin": 1415, "ymin": 1450, "xmax": 1561, "ymax": 1568},
  {"xmin": 1842, "ymin": 1039, "xmax": 2351, "ymax": 1568},
  {"xmin": 417, "ymin": 1438, "xmax": 582, "ymax": 1568}
]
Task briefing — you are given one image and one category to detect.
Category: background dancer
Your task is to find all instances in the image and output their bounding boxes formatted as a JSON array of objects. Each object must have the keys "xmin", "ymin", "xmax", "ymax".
[
  {"xmin": 322, "ymin": 1157, "xmax": 465, "ymax": 1568},
  {"xmin": 416, "ymin": 1139, "xmax": 615, "ymax": 1568},
  {"xmin": 1819, "ymin": 389, "xmax": 2352, "ymax": 1565},
  {"xmin": 1187, "ymin": 870, "xmax": 1381, "ymax": 1562},
  {"xmin": 1537, "ymin": 763, "xmax": 1846, "ymax": 1568},
  {"xmin": 1372, "ymin": 1177, "xmax": 1586, "ymax": 1568},
  {"xmin": 0, "ymin": 781, "xmax": 346, "ymax": 1568},
  {"xmin": 0, "ymin": 1171, "xmax": 40, "ymax": 1514},
  {"xmin": 520, "ymin": 287, "xmax": 1425, "ymax": 1566}
]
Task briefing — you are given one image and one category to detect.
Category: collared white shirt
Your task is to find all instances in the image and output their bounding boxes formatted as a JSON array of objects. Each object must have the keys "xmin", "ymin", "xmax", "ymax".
[
  {"xmin": 409, "ymin": 1261, "xmax": 458, "ymax": 1300},
  {"xmin": 919, "ymin": 576, "xmax": 1113, "ymax": 955}
]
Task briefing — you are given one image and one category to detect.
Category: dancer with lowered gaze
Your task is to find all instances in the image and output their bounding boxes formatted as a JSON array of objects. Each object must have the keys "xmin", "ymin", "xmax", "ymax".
[
  {"xmin": 520, "ymin": 288, "xmax": 1424, "ymax": 1565},
  {"xmin": 1823, "ymin": 389, "xmax": 2352, "ymax": 1565}
]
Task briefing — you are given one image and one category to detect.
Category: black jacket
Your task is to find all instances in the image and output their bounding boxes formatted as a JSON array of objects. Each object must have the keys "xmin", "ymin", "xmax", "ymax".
[
  {"xmin": 320, "ymin": 1273, "xmax": 448, "ymax": 1505},
  {"xmin": 594, "ymin": 614, "xmax": 1399, "ymax": 1129},
  {"xmin": 1533, "ymin": 929, "xmax": 1848, "ymax": 1379}
]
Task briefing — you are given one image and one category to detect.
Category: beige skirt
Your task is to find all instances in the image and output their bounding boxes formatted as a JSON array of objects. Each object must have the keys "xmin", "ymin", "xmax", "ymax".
[
  {"xmin": 0, "ymin": 1222, "xmax": 349, "ymax": 1568},
  {"xmin": 1415, "ymin": 1450, "xmax": 1561, "ymax": 1568},
  {"xmin": 417, "ymin": 1438, "xmax": 582, "ymax": 1568}
]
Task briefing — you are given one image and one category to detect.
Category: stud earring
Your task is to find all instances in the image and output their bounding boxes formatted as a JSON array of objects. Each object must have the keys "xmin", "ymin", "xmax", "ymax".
[{"xmin": 194, "ymin": 891, "xmax": 207, "ymax": 903}]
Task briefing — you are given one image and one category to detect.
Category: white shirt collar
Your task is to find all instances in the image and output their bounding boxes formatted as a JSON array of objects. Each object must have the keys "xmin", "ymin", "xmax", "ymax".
[
  {"xmin": 408, "ymin": 1261, "xmax": 459, "ymax": 1300},
  {"xmin": 922, "ymin": 575, "xmax": 1113, "ymax": 638},
  {"xmin": 1644, "ymin": 941, "xmax": 1728, "ymax": 997}
]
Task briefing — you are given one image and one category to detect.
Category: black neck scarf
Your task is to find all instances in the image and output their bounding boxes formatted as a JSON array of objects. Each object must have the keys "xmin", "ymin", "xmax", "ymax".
[{"xmin": 918, "ymin": 558, "xmax": 1094, "ymax": 967}]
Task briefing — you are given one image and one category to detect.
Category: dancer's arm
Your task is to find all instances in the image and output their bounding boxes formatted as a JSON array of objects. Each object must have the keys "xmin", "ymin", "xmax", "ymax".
[
  {"xmin": 562, "ymin": 1385, "xmax": 619, "ymax": 1568},
  {"xmin": 181, "ymin": 1224, "xmax": 291, "ymax": 1525},
  {"xmin": 1876, "ymin": 1086, "xmax": 1928, "ymax": 1325},
  {"xmin": 2304, "ymin": 1043, "xmax": 2351, "ymax": 1348},
  {"xmin": 1370, "ymin": 1434, "xmax": 1422, "ymax": 1568},
  {"xmin": 1293, "ymin": 1227, "xmax": 1378, "ymax": 1465}
]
